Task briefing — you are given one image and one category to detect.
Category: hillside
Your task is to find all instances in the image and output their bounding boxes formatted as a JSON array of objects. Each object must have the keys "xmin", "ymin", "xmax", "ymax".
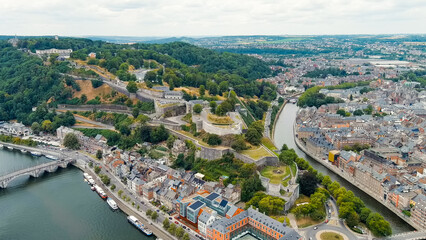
[{"xmin": 0, "ymin": 37, "xmax": 277, "ymax": 125}]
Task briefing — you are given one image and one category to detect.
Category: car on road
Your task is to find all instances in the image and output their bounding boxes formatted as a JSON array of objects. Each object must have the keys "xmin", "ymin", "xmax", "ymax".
[
  {"xmin": 182, "ymin": 226, "xmax": 187, "ymax": 229},
  {"xmin": 314, "ymin": 226, "xmax": 318, "ymax": 230},
  {"xmin": 169, "ymin": 217, "xmax": 173, "ymax": 220},
  {"xmin": 175, "ymin": 221, "xmax": 179, "ymax": 225}
]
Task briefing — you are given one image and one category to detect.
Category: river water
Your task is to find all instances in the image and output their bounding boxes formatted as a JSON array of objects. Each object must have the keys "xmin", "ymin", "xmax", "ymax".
[
  {"xmin": 273, "ymin": 103, "xmax": 413, "ymax": 234},
  {"xmin": 0, "ymin": 148, "xmax": 153, "ymax": 240}
]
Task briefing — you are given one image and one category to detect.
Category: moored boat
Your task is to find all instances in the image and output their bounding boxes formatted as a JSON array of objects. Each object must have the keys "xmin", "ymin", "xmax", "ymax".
[
  {"xmin": 127, "ymin": 215, "xmax": 153, "ymax": 236},
  {"xmin": 88, "ymin": 178, "xmax": 95, "ymax": 185},
  {"xmin": 0, "ymin": 144, "xmax": 3, "ymax": 148},
  {"xmin": 90, "ymin": 186, "xmax": 95, "ymax": 191},
  {"xmin": 45, "ymin": 155, "xmax": 58, "ymax": 160},
  {"xmin": 31, "ymin": 151, "xmax": 42, "ymax": 157},
  {"xmin": 94, "ymin": 185, "xmax": 107, "ymax": 199},
  {"xmin": 21, "ymin": 149, "xmax": 27, "ymax": 154},
  {"xmin": 106, "ymin": 197, "xmax": 118, "ymax": 210},
  {"xmin": 7, "ymin": 146, "xmax": 13, "ymax": 150}
]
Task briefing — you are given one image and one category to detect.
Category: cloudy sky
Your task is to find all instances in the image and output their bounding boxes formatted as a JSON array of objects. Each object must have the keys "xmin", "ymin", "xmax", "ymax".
[{"xmin": 1, "ymin": 0, "xmax": 425, "ymax": 36}]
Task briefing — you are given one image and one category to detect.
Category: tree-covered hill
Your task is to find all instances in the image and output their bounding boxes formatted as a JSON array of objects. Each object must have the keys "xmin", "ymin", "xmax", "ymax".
[
  {"xmin": 0, "ymin": 42, "xmax": 67, "ymax": 122},
  {"xmin": 0, "ymin": 37, "xmax": 276, "ymax": 123}
]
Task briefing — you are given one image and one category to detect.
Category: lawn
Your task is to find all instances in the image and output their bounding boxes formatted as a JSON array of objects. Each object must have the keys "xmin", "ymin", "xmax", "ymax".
[
  {"xmin": 271, "ymin": 216, "xmax": 291, "ymax": 227},
  {"xmin": 294, "ymin": 195, "xmax": 310, "ymax": 205},
  {"xmin": 296, "ymin": 216, "xmax": 322, "ymax": 228},
  {"xmin": 207, "ymin": 113, "xmax": 233, "ymax": 125},
  {"xmin": 261, "ymin": 137, "xmax": 277, "ymax": 152},
  {"xmin": 320, "ymin": 232, "xmax": 344, "ymax": 240},
  {"xmin": 241, "ymin": 145, "xmax": 275, "ymax": 160},
  {"xmin": 290, "ymin": 162, "xmax": 297, "ymax": 176},
  {"xmin": 260, "ymin": 165, "xmax": 290, "ymax": 184},
  {"xmin": 282, "ymin": 177, "xmax": 291, "ymax": 187}
]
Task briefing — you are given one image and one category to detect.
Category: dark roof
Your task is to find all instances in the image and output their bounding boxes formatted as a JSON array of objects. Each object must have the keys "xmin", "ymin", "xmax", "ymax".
[
  {"xmin": 219, "ymin": 199, "xmax": 228, "ymax": 207},
  {"xmin": 206, "ymin": 192, "xmax": 220, "ymax": 201},
  {"xmin": 189, "ymin": 200, "xmax": 204, "ymax": 210}
]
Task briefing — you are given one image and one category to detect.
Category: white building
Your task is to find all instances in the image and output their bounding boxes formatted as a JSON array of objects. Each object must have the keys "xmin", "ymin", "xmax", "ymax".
[{"xmin": 198, "ymin": 211, "xmax": 218, "ymax": 236}]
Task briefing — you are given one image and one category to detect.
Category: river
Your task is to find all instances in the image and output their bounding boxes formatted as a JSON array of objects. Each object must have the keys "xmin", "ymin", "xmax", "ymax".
[
  {"xmin": 0, "ymin": 148, "xmax": 154, "ymax": 240},
  {"xmin": 273, "ymin": 103, "xmax": 413, "ymax": 233}
]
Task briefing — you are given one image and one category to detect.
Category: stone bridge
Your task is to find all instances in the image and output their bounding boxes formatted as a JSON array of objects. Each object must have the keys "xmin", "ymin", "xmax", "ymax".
[{"xmin": 0, "ymin": 158, "xmax": 75, "ymax": 188}]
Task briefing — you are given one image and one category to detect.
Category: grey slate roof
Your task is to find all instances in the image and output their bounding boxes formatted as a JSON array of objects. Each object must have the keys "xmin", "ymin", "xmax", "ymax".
[{"xmin": 209, "ymin": 207, "xmax": 301, "ymax": 240}]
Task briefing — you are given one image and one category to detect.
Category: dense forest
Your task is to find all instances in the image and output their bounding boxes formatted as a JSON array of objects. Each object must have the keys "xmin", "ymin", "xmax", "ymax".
[{"xmin": 0, "ymin": 43, "xmax": 67, "ymax": 122}]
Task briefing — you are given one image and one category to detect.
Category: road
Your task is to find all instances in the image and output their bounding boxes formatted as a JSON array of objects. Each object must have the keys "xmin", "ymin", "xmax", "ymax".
[
  {"xmin": 73, "ymin": 116, "xmax": 115, "ymax": 130},
  {"xmin": 3, "ymin": 144, "xmax": 196, "ymax": 240},
  {"xmin": 300, "ymin": 198, "xmax": 369, "ymax": 240},
  {"xmin": 92, "ymin": 160, "xmax": 201, "ymax": 240}
]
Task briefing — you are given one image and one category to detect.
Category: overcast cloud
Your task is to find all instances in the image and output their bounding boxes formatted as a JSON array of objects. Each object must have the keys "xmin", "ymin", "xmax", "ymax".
[{"xmin": 0, "ymin": 0, "xmax": 425, "ymax": 36}]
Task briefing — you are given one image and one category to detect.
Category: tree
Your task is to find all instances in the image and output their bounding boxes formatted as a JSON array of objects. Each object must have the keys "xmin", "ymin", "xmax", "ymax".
[
  {"xmin": 110, "ymin": 184, "xmax": 116, "ymax": 191},
  {"xmin": 205, "ymin": 134, "xmax": 222, "ymax": 146},
  {"xmin": 41, "ymin": 120, "xmax": 53, "ymax": 132},
  {"xmin": 146, "ymin": 209, "xmax": 153, "ymax": 217},
  {"xmin": 245, "ymin": 127, "xmax": 262, "ymax": 145},
  {"xmin": 168, "ymin": 224, "xmax": 176, "ymax": 235},
  {"xmin": 126, "ymin": 81, "xmax": 138, "ymax": 93},
  {"xmin": 209, "ymin": 101, "xmax": 217, "ymax": 113},
  {"xmin": 169, "ymin": 79, "xmax": 175, "ymax": 90},
  {"xmin": 349, "ymin": 94, "xmax": 353, "ymax": 101},
  {"xmin": 118, "ymin": 190, "xmax": 123, "ymax": 197},
  {"xmin": 364, "ymin": 105, "xmax": 374, "ymax": 115},
  {"xmin": 151, "ymin": 211, "xmax": 158, "ymax": 221},
  {"xmin": 360, "ymin": 207, "xmax": 372, "ymax": 223},
  {"xmin": 336, "ymin": 109, "xmax": 346, "ymax": 117},
  {"xmin": 183, "ymin": 233, "xmax": 190, "ymax": 240},
  {"xmin": 167, "ymin": 135, "xmax": 176, "ymax": 149},
  {"xmin": 279, "ymin": 149, "xmax": 298, "ymax": 165},
  {"xmin": 299, "ymin": 172, "xmax": 318, "ymax": 196},
  {"xmin": 163, "ymin": 219, "xmax": 170, "ymax": 229},
  {"xmin": 281, "ymin": 144, "xmax": 288, "ymax": 151},
  {"xmin": 80, "ymin": 94, "xmax": 87, "ymax": 103},
  {"xmin": 231, "ymin": 135, "xmax": 248, "ymax": 152},
  {"xmin": 132, "ymin": 108, "xmax": 140, "ymax": 118},
  {"xmin": 176, "ymin": 227, "xmax": 184, "ymax": 239},
  {"xmin": 63, "ymin": 133, "xmax": 81, "ymax": 150},
  {"xmin": 321, "ymin": 175, "xmax": 332, "ymax": 188},
  {"xmin": 199, "ymin": 85, "xmax": 205, "ymax": 96},
  {"xmin": 193, "ymin": 104, "xmax": 203, "ymax": 114},
  {"xmin": 96, "ymin": 149, "xmax": 103, "ymax": 159},
  {"xmin": 241, "ymin": 175, "xmax": 264, "ymax": 202},
  {"xmin": 366, "ymin": 212, "xmax": 392, "ymax": 237},
  {"xmin": 94, "ymin": 166, "xmax": 101, "ymax": 174},
  {"xmin": 353, "ymin": 109, "xmax": 364, "ymax": 116},
  {"xmin": 31, "ymin": 122, "xmax": 41, "ymax": 135}
]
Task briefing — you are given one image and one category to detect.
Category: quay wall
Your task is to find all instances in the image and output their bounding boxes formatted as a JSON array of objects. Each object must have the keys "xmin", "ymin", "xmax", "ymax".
[{"xmin": 293, "ymin": 123, "xmax": 422, "ymax": 230}]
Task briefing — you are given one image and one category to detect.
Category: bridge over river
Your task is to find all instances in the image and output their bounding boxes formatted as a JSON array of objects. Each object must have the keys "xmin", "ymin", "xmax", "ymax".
[{"xmin": 0, "ymin": 158, "xmax": 75, "ymax": 188}]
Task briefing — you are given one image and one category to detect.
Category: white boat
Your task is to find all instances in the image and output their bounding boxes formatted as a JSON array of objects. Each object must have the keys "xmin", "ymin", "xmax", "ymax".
[
  {"xmin": 31, "ymin": 151, "xmax": 42, "ymax": 157},
  {"xmin": 91, "ymin": 186, "xmax": 95, "ymax": 191},
  {"xmin": 0, "ymin": 144, "xmax": 3, "ymax": 148},
  {"xmin": 94, "ymin": 185, "xmax": 107, "ymax": 199},
  {"xmin": 21, "ymin": 149, "xmax": 27, "ymax": 153},
  {"xmin": 88, "ymin": 179, "xmax": 95, "ymax": 185},
  {"xmin": 107, "ymin": 198, "xmax": 118, "ymax": 210},
  {"xmin": 127, "ymin": 216, "xmax": 153, "ymax": 236},
  {"xmin": 45, "ymin": 155, "xmax": 58, "ymax": 160},
  {"xmin": 7, "ymin": 146, "xmax": 13, "ymax": 150}
]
